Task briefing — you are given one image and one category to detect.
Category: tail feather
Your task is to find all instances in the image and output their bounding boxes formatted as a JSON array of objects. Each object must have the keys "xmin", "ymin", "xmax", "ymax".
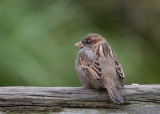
[{"xmin": 106, "ymin": 86, "xmax": 124, "ymax": 104}]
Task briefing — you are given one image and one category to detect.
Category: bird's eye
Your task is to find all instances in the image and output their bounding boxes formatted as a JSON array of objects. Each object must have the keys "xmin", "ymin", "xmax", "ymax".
[
  {"xmin": 86, "ymin": 41, "xmax": 90, "ymax": 44},
  {"xmin": 82, "ymin": 41, "xmax": 90, "ymax": 44}
]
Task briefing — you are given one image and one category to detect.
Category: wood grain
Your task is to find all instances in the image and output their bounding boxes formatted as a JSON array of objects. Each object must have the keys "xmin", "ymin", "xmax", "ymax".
[{"xmin": 0, "ymin": 85, "xmax": 160, "ymax": 112}]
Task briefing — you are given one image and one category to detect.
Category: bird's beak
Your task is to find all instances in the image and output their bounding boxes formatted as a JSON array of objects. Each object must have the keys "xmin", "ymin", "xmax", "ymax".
[{"xmin": 75, "ymin": 41, "xmax": 84, "ymax": 48}]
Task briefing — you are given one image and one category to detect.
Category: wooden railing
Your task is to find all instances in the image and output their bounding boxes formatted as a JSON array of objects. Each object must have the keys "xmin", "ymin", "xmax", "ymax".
[{"xmin": 0, "ymin": 85, "xmax": 160, "ymax": 113}]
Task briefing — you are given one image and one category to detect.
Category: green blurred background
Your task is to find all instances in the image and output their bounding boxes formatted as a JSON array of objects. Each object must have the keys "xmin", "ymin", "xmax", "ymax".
[{"xmin": 0, "ymin": 0, "xmax": 159, "ymax": 87}]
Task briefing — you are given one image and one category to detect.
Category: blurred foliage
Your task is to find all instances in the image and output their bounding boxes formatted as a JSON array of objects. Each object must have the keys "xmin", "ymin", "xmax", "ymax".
[{"xmin": 0, "ymin": 0, "xmax": 159, "ymax": 87}]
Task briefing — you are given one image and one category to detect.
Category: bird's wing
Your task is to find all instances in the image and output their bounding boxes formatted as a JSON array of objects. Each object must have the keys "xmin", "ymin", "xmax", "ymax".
[
  {"xmin": 77, "ymin": 50, "xmax": 105, "ymax": 87},
  {"xmin": 114, "ymin": 58, "xmax": 125, "ymax": 87},
  {"xmin": 93, "ymin": 43, "xmax": 125, "ymax": 87}
]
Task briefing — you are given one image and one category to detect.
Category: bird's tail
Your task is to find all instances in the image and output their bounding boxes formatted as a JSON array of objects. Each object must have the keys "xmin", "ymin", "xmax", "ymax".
[{"xmin": 106, "ymin": 85, "xmax": 124, "ymax": 104}]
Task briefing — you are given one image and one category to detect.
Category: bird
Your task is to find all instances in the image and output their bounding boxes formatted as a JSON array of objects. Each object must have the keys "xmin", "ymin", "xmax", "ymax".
[{"xmin": 75, "ymin": 33, "xmax": 125, "ymax": 104}]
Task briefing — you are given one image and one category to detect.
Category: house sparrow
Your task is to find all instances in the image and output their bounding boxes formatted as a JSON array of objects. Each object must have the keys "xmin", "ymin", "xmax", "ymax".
[{"xmin": 75, "ymin": 33, "xmax": 125, "ymax": 104}]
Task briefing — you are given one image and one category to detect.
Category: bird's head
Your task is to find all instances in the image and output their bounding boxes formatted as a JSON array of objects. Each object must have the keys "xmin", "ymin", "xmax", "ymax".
[{"xmin": 75, "ymin": 33, "xmax": 105, "ymax": 49}]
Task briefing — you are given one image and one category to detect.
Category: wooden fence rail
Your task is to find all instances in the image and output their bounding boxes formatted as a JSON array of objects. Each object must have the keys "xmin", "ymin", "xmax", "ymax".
[{"xmin": 0, "ymin": 85, "xmax": 160, "ymax": 113}]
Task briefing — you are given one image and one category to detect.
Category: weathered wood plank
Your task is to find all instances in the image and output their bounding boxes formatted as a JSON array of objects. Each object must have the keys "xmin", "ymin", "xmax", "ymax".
[{"xmin": 0, "ymin": 85, "xmax": 159, "ymax": 112}]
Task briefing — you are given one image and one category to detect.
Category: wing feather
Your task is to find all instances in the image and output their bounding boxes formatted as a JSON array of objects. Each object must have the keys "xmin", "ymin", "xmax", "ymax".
[
  {"xmin": 104, "ymin": 43, "xmax": 125, "ymax": 87},
  {"xmin": 78, "ymin": 50, "xmax": 105, "ymax": 87}
]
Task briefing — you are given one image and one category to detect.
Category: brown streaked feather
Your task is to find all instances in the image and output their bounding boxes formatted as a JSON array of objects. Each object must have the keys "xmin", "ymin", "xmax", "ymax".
[
  {"xmin": 99, "ymin": 44, "xmax": 105, "ymax": 57},
  {"xmin": 93, "ymin": 43, "xmax": 125, "ymax": 87},
  {"xmin": 108, "ymin": 45, "xmax": 114, "ymax": 57},
  {"xmin": 92, "ymin": 43, "xmax": 110, "ymax": 58},
  {"xmin": 115, "ymin": 59, "xmax": 125, "ymax": 87},
  {"xmin": 107, "ymin": 44, "xmax": 125, "ymax": 87},
  {"xmin": 78, "ymin": 50, "xmax": 105, "ymax": 87}
]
